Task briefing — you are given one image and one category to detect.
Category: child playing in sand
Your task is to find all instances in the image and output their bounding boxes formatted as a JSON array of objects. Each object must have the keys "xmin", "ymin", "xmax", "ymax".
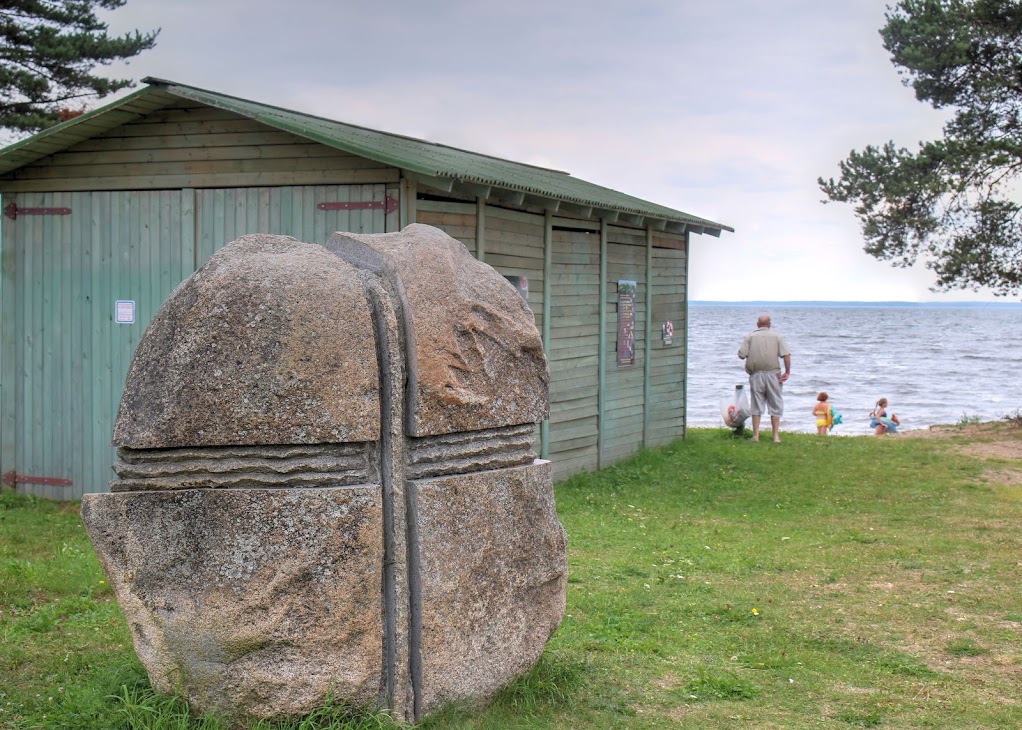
[
  {"xmin": 870, "ymin": 398, "xmax": 900, "ymax": 435},
  {"xmin": 813, "ymin": 392, "xmax": 832, "ymax": 435}
]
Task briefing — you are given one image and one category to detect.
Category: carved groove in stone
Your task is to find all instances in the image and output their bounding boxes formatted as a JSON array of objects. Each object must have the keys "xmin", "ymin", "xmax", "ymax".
[
  {"xmin": 111, "ymin": 443, "xmax": 375, "ymax": 492},
  {"xmin": 406, "ymin": 424, "xmax": 538, "ymax": 480}
]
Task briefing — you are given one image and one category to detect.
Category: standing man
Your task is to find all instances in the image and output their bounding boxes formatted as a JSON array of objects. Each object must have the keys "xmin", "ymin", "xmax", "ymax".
[{"xmin": 737, "ymin": 314, "xmax": 791, "ymax": 443}]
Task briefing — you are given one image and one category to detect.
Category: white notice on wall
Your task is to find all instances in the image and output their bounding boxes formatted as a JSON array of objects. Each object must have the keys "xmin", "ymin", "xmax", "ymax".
[{"xmin": 115, "ymin": 300, "xmax": 136, "ymax": 324}]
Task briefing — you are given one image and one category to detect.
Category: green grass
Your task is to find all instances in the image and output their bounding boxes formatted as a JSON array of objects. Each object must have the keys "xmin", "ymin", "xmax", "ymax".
[{"xmin": 3, "ymin": 425, "xmax": 1022, "ymax": 728}]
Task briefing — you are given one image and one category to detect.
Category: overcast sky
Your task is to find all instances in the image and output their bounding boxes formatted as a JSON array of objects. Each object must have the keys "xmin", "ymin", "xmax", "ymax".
[{"xmin": 91, "ymin": 0, "xmax": 1003, "ymax": 302}]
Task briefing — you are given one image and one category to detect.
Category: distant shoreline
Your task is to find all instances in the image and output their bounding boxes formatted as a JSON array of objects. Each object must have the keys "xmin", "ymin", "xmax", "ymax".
[{"xmin": 690, "ymin": 300, "xmax": 1022, "ymax": 308}]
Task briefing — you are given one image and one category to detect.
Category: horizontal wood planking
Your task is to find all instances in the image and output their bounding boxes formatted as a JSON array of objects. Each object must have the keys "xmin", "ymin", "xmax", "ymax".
[
  {"xmin": 550, "ymin": 366, "xmax": 599, "ymax": 383},
  {"xmin": 547, "ymin": 228, "xmax": 599, "ymax": 472},
  {"xmin": 31, "ymin": 143, "xmax": 364, "ymax": 167},
  {"xmin": 0, "ymin": 104, "xmax": 397, "ymax": 193},
  {"xmin": 12, "ymin": 154, "xmax": 388, "ymax": 181},
  {"xmin": 416, "ymin": 199, "xmax": 476, "ymax": 215},
  {"xmin": 552, "ymin": 451, "xmax": 598, "ymax": 480},
  {"xmin": 483, "ymin": 206, "xmax": 546, "ymax": 334},
  {"xmin": 64, "ymin": 130, "xmax": 325, "ymax": 152},
  {"xmin": 646, "ymin": 244, "xmax": 686, "ymax": 443},
  {"xmin": 652, "ymin": 233, "xmax": 686, "ymax": 251},
  {"xmin": 0, "ymin": 169, "xmax": 399, "ymax": 193},
  {"xmin": 415, "ymin": 207, "xmax": 477, "ymax": 256},
  {"xmin": 603, "ymin": 237, "xmax": 648, "ymax": 457}
]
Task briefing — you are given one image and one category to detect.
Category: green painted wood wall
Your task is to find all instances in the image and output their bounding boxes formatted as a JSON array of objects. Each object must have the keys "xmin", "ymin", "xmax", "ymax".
[
  {"xmin": 417, "ymin": 202, "xmax": 688, "ymax": 481},
  {"xmin": 0, "ymin": 100, "xmax": 691, "ymax": 497},
  {"xmin": 0, "ymin": 184, "xmax": 395, "ymax": 499},
  {"xmin": 548, "ymin": 228, "xmax": 600, "ymax": 476}
]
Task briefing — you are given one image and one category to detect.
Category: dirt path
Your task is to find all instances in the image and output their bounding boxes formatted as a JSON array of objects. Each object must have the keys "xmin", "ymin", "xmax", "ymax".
[{"xmin": 898, "ymin": 420, "xmax": 1022, "ymax": 486}]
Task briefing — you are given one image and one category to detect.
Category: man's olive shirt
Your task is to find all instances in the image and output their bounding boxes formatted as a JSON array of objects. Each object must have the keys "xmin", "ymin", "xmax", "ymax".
[{"xmin": 737, "ymin": 327, "xmax": 790, "ymax": 374}]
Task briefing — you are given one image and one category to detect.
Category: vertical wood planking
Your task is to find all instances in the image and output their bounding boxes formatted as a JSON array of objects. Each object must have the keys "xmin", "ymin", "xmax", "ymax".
[
  {"xmin": 27, "ymin": 195, "xmax": 42, "ymax": 496},
  {"xmin": 7, "ymin": 190, "xmax": 205, "ymax": 496},
  {"xmin": 181, "ymin": 189, "xmax": 195, "ymax": 282},
  {"xmin": 82, "ymin": 193, "xmax": 100, "ymax": 493},
  {"xmin": 88, "ymin": 192, "xmax": 107, "ymax": 492},
  {"xmin": 476, "ymin": 198, "xmax": 486, "ymax": 262},
  {"xmin": 310, "ymin": 185, "xmax": 327, "ymax": 243},
  {"xmin": 212, "ymin": 188, "xmax": 226, "ymax": 259},
  {"xmin": 8, "ymin": 182, "xmax": 431, "ymax": 498},
  {"xmin": 15, "ymin": 195, "xmax": 28, "ymax": 493},
  {"xmin": 400, "ymin": 178, "xmax": 416, "ymax": 227},
  {"xmin": 385, "ymin": 185, "xmax": 400, "ymax": 232},
  {"xmin": 69, "ymin": 193, "xmax": 85, "ymax": 495},
  {"xmin": 40, "ymin": 193, "xmax": 56, "ymax": 498},
  {"xmin": 0, "ymin": 194, "xmax": 15, "ymax": 479},
  {"xmin": 55, "ymin": 192, "xmax": 70, "ymax": 498},
  {"xmin": 278, "ymin": 186, "xmax": 291, "ymax": 236}
]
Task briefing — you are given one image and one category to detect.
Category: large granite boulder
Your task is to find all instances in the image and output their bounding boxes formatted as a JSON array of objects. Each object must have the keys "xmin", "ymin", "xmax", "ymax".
[
  {"xmin": 81, "ymin": 225, "xmax": 566, "ymax": 725},
  {"xmin": 113, "ymin": 235, "xmax": 380, "ymax": 449}
]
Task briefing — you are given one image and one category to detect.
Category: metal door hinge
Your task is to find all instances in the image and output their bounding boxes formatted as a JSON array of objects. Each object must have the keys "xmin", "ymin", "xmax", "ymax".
[
  {"xmin": 2, "ymin": 470, "xmax": 73, "ymax": 487},
  {"xmin": 317, "ymin": 196, "xmax": 399, "ymax": 214},
  {"xmin": 3, "ymin": 203, "xmax": 73, "ymax": 220}
]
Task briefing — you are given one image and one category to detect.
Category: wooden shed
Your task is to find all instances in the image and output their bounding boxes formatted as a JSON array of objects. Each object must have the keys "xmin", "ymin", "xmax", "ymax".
[{"xmin": 0, "ymin": 77, "xmax": 731, "ymax": 499}]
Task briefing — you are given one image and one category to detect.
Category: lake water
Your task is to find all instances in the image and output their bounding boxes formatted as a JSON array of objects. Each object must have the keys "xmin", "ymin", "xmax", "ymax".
[{"xmin": 687, "ymin": 303, "xmax": 1022, "ymax": 435}]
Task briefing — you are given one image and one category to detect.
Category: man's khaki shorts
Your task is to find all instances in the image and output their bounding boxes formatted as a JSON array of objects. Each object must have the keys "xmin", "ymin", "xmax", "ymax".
[{"xmin": 748, "ymin": 371, "xmax": 783, "ymax": 417}]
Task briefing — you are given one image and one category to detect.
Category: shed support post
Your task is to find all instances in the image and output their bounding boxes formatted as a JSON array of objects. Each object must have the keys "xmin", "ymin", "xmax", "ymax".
[
  {"xmin": 400, "ymin": 178, "xmax": 417, "ymax": 228},
  {"xmin": 0, "ymin": 193, "xmax": 15, "ymax": 481},
  {"xmin": 643, "ymin": 227, "xmax": 653, "ymax": 448},
  {"xmin": 682, "ymin": 230, "xmax": 691, "ymax": 438},
  {"xmin": 475, "ymin": 198, "xmax": 486, "ymax": 262},
  {"xmin": 597, "ymin": 219, "xmax": 608, "ymax": 469},
  {"xmin": 540, "ymin": 211, "xmax": 552, "ymax": 460}
]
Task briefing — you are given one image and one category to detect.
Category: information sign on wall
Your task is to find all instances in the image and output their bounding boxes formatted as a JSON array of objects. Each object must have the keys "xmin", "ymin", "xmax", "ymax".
[{"xmin": 115, "ymin": 300, "xmax": 136, "ymax": 324}]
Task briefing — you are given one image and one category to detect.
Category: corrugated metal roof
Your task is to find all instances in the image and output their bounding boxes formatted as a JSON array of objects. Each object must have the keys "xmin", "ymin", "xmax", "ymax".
[{"xmin": 0, "ymin": 78, "xmax": 732, "ymax": 235}]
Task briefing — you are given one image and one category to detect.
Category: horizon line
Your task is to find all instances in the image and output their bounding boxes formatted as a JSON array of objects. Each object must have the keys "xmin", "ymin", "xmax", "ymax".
[{"xmin": 690, "ymin": 299, "xmax": 1022, "ymax": 307}]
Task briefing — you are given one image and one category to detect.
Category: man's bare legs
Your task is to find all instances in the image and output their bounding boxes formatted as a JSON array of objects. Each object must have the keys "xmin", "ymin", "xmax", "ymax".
[{"xmin": 750, "ymin": 415, "xmax": 780, "ymax": 442}]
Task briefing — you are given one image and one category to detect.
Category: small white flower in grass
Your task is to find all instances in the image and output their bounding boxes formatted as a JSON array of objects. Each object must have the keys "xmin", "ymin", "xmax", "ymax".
[{"xmin": 644, "ymin": 584, "xmax": 651, "ymax": 589}]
